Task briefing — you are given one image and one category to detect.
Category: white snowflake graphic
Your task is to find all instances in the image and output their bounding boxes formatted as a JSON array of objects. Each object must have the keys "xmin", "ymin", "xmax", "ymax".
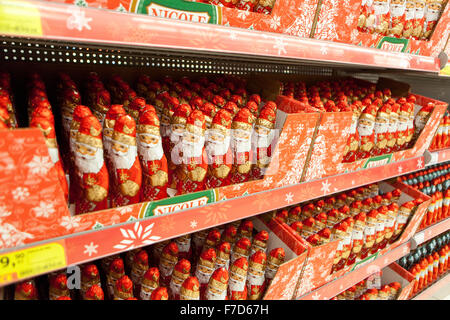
[
  {"xmin": 32, "ymin": 201, "xmax": 55, "ymax": 218},
  {"xmin": 273, "ymin": 38, "xmax": 287, "ymax": 55},
  {"xmin": 345, "ymin": 13, "xmax": 356, "ymax": 26},
  {"xmin": 190, "ymin": 220, "xmax": 198, "ymax": 229},
  {"xmin": 66, "ymin": 6, "xmax": 92, "ymax": 31},
  {"xmin": 285, "ymin": 192, "xmax": 294, "ymax": 204},
  {"xmin": 0, "ymin": 223, "xmax": 33, "ymax": 248},
  {"xmin": 351, "ymin": 180, "xmax": 355, "ymax": 185},
  {"xmin": 312, "ymin": 292, "xmax": 321, "ymax": 300},
  {"xmin": 321, "ymin": 180, "xmax": 331, "ymax": 195},
  {"xmin": 237, "ymin": 10, "xmax": 250, "ymax": 20},
  {"xmin": 232, "ymin": 183, "xmax": 244, "ymax": 191},
  {"xmin": 26, "ymin": 155, "xmax": 52, "ymax": 175},
  {"xmin": 417, "ymin": 158, "xmax": 423, "ymax": 169},
  {"xmin": 0, "ymin": 206, "xmax": 11, "ymax": 218},
  {"xmin": 113, "ymin": 222, "xmax": 161, "ymax": 250},
  {"xmin": 118, "ymin": 206, "xmax": 133, "ymax": 215},
  {"xmin": 350, "ymin": 29, "xmax": 359, "ymax": 42},
  {"xmin": 320, "ymin": 46, "xmax": 328, "ymax": 55},
  {"xmin": 269, "ymin": 15, "xmax": 281, "ymax": 30},
  {"xmin": 228, "ymin": 31, "xmax": 237, "ymax": 40},
  {"xmin": 12, "ymin": 187, "xmax": 29, "ymax": 201},
  {"xmin": 83, "ymin": 242, "xmax": 98, "ymax": 257},
  {"xmin": 398, "ymin": 166, "xmax": 403, "ymax": 173},
  {"xmin": 263, "ymin": 176, "xmax": 273, "ymax": 188},
  {"xmin": 60, "ymin": 216, "xmax": 81, "ymax": 231}
]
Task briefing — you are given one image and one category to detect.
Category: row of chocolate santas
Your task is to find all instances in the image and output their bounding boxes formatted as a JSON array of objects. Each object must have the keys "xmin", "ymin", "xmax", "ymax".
[
  {"xmin": 192, "ymin": 0, "xmax": 275, "ymax": 15},
  {"xmin": 24, "ymin": 71, "xmax": 279, "ymax": 215},
  {"xmin": 272, "ymin": 183, "xmax": 421, "ymax": 273},
  {"xmin": 282, "ymin": 78, "xmax": 434, "ymax": 163},
  {"xmin": 429, "ymin": 111, "xmax": 450, "ymax": 151},
  {"xmin": 358, "ymin": 0, "xmax": 447, "ymax": 40},
  {"xmin": 399, "ymin": 162, "xmax": 450, "ymax": 229},
  {"xmin": 331, "ymin": 274, "xmax": 402, "ymax": 300},
  {"xmin": 399, "ymin": 231, "xmax": 450, "ymax": 297},
  {"xmin": 12, "ymin": 218, "xmax": 286, "ymax": 300},
  {"xmin": 0, "ymin": 72, "xmax": 19, "ymax": 129}
]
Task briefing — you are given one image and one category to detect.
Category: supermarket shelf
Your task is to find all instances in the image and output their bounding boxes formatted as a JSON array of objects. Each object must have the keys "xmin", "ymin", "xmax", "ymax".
[
  {"xmin": 0, "ymin": 155, "xmax": 425, "ymax": 287},
  {"xmin": 297, "ymin": 242, "xmax": 411, "ymax": 300},
  {"xmin": 424, "ymin": 149, "xmax": 450, "ymax": 166},
  {"xmin": 0, "ymin": 0, "xmax": 440, "ymax": 73},
  {"xmin": 412, "ymin": 272, "xmax": 450, "ymax": 300},
  {"xmin": 411, "ymin": 218, "xmax": 450, "ymax": 249}
]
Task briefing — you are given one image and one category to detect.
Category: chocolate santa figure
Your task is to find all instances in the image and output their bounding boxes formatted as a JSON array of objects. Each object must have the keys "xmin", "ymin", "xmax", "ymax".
[
  {"xmin": 128, "ymin": 97, "xmax": 146, "ymax": 122},
  {"xmin": 228, "ymin": 257, "xmax": 248, "ymax": 300},
  {"xmin": 49, "ymin": 272, "xmax": 71, "ymax": 300},
  {"xmin": 169, "ymin": 104, "xmax": 192, "ymax": 189},
  {"xmin": 255, "ymin": 0, "xmax": 275, "ymax": 14},
  {"xmin": 386, "ymin": 103, "xmax": 400, "ymax": 153},
  {"xmin": 169, "ymin": 259, "xmax": 191, "ymax": 300},
  {"xmin": 396, "ymin": 102, "xmax": 410, "ymax": 151},
  {"xmin": 247, "ymin": 250, "xmax": 267, "ymax": 300},
  {"xmin": 422, "ymin": 0, "xmax": 443, "ymax": 39},
  {"xmin": 110, "ymin": 114, "xmax": 142, "ymax": 207},
  {"xmin": 413, "ymin": 103, "xmax": 434, "ymax": 141},
  {"xmin": 231, "ymin": 237, "xmax": 252, "ymax": 264},
  {"xmin": 73, "ymin": 115, "xmax": 109, "ymax": 214},
  {"xmin": 84, "ymin": 285, "xmax": 104, "ymax": 300},
  {"xmin": 205, "ymin": 109, "xmax": 233, "ymax": 189},
  {"xmin": 175, "ymin": 234, "xmax": 192, "ymax": 260},
  {"xmin": 357, "ymin": 104, "xmax": 378, "ymax": 159},
  {"xmin": 412, "ymin": 0, "xmax": 426, "ymax": 39},
  {"xmin": 238, "ymin": 220, "xmax": 254, "ymax": 242},
  {"xmin": 229, "ymin": 108, "xmax": 255, "ymax": 184},
  {"xmin": 137, "ymin": 110, "xmax": 169, "ymax": 201},
  {"xmin": 204, "ymin": 228, "xmax": 222, "ymax": 250},
  {"xmin": 402, "ymin": 0, "xmax": 416, "ymax": 37},
  {"xmin": 180, "ymin": 276, "xmax": 200, "ymax": 300},
  {"xmin": 265, "ymin": 247, "xmax": 285, "ymax": 285},
  {"xmin": 114, "ymin": 275, "xmax": 134, "ymax": 300},
  {"xmin": 389, "ymin": 0, "xmax": 406, "ymax": 36},
  {"xmin": 343, "ymin": 104, "xmax": 361, "ymax": 163},
  {"xmin": 215, "ymin": 241, "xmax": 231, "ymax": 270},
  {"xmin": 102, "ymin": 104, "xmax": 126, "ymax": 172},
  {"xmin": 140, "ymin": 267, "xmax": 160, "ymax": 300},
  {"xmin": 251, "ymin": 106, "xmax": 276, "ymax": 180},
  {"xmin": 373, "ymin": 0, "xmax": 391, "ymax": 34},
  {"xmin": 30, "ymin": 116, "xmax": 69, "ymax": 202},
  {"xmin": 373, "ymin": 104, "xmax": 391, "ymax": 156},
  {"xmin": 14, "ymin": 280, "xmax": 38, "ymax": 300},
  {"xmin": 130, "ymin": 249, "xmax": 149, "ymax": 294},
  {"xmin": 159, "ymin": 241, "xmax": 179, "ymax": 287},
  {"xmin": 80, "ymin": 264, "xmax": 101, "ymax": 299},
  {"xmin": 206, "ymin": 267, "xmax": 229, "ymax": 300},
  {"xmin": 250, "ymin": 230, "xmax": 269, "ymax": 256},
  {"xmin": 222, "ymin": 225, "xmax": 238, "ymax": 245},
  {"xmin": 176, "ymin": 109, "xmax": 208, "ymax": 195},
  {"xmin": 106, "ymin": 257, "xmax": 125, "ymax": 299},
  {"xmin": 195, "ymin": 247, "xmax": 217, "ymax": 299},
  {"xmin": 91, "ymin": 88, "xmax": 111, "ymax": 126}
]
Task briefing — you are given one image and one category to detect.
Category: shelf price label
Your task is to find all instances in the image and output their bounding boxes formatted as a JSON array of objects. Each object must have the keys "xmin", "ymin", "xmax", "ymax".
[
  {"xmin": 0, "ymin": 1, "xmax": 43, "ymax": 36},
  {"xmin": 0, "ymin": 242, "xmax": 66, "ymax": 285}
]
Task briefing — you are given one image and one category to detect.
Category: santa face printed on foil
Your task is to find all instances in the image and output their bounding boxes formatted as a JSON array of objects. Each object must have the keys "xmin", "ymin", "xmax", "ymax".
[
  {"xmin": 373, "ymin": 0, "xmax": 391, "ymax": 35},
  {"xmin": 110, "ymin": 114, "xmax": 142, "ymax": 207},
  {"xmin": 73, "ymin": 116, "xmax": 109, "ymax": 214},
  {"xmin": 412, "ymin": 0, "xmax": 426, "ymax": 39},
  {"xmin": 206, "ymin": 267, "xmax": 229, "ymax": 300},
  {"xmin": 389, "ymin": 0, "xmax": 406, "ymax": 37},
  {"xmin": 357, "ymin": 104, "xmax": 377, "ymax": 159},
  {"xmin": 175, "ymin": 234, "xmax": 192, "ymax": 260},
  {"xmin": 137, "ymin": 110, "xmax": 169, "ymax": 202},
  {"xmin": 373, "ymin": 105, "xmax": 390, "ymax": 155},
  {"xmin": 402, "ymin": 0, "xmax": 415, "ymax": 37},
  {"xmin": 251, "ymin": 106, "xmax": 276, "ymax": 179},
  {"xmin": 246, "ymin": 251, "xmax": 267, "ymax": 300},
  {"xmin": 423, "ymin": 0, "xmax": 442, "ymax": 39},
  {"xmin": 228, "ymin": 257, "xmax": 248, "ymax": 296}
]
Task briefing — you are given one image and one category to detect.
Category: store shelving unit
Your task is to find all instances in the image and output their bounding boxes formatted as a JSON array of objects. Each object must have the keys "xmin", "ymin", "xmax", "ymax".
[
  {"xmin": 425, "ymin": 148, "xmax": 450, "ymax": 166},
  {"xmin": 0, "ymin": 0, "xmax": 448, "ymax": 299},
  {"xmin": 411, "ymin": 218, "xmax": 450, "ymax": 249}
]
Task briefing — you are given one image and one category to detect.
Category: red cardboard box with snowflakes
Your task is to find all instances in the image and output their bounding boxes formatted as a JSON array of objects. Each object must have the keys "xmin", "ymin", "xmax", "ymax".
[
  {"xmin": 47, "ymin": 0, "xmax": 319, "ymax": 38},
  {"xmin": 312, "ymin": 0, "xmax": 449, "ymax": 57},
  {"xmin": 293, "ymin": 180, "xmax": 430, "ymax": 298}
]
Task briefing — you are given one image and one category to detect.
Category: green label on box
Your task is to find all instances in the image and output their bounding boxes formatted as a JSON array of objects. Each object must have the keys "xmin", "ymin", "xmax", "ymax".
[
  {"xmin": 135, "ymin": 0, "xmax": 220, "ymax": 24},
  {"xmin": 363, "ymin": 153, "xmax": 393, "ymax": 169},
  {"xmin": 140, "ymin": 189, "xmax": 217, "ymax": 217},
  {"xmin": 351, "ymin": 251, "xmax": 380, "ymax": 271},
  {"xmin": 376, "ymin": 37, "xmax": 409, "ymax": 53}
]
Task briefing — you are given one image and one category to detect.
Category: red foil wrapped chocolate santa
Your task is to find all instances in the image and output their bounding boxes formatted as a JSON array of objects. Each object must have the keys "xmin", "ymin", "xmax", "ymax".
[
  {"xmin": 137, "ymin": 110, "xmax": 169, "ymax": 201},
  {"xmin": 139, "ymin": 267, "xmax": 160, "ymax": 300},
  {"xmin": 130, "ymin": 250, "xmax": 149, "ymax": 294},
  {"xmin": 15, "ymin": 280, "xmax": 38, "ymax": 300},
  {"xmin": 159, "ymin": 241, "xmax": 179, "ymax": 287},
  {"xmin": 229, "ymin": 108, "xmax": 255, "ymax": 184},
  {"xmin": 169, "ymin": 259, "xmax": 191, "ymax": 300},
  {"xmin": 373, "ymin": 104, "xmax": 391, "ymax": 156},
  {"xmin": 204, "ymin": 267, "xmax": 228, "ymax": 300},
  {"xmin": 228, "ymin": 257, "xmax": 248, "ymax": 300},
  {"xmin": 180, "ymin": 276, "xmax": 200, "ymax": 300},
  {"xmin": 80, "ymin": 264, "xmax": 101, "ymax": 299},
  {"xmin": 84, "ymin": 285, "xmax": 104, "ymax": 300},
  {"xmin": 251, "ymin": 106, "xmax": 276, "ymax": 180},
  {"xmin": 357, "ymin": 104, "xmax": 378, "ymax": 159},
  {"xmin": 176, "ymin": 109, "xmax": 208, "ymax": 195},
  {"xmin": 265, "ymin": 247, "xmax": 285, "ymax": 285},
  {"xmin": 110, "ymin": 114, "xmax": 142, "ymax": 207},
  {"xmin": 412, "ymin": 0, "xmax": 426, "ymax": 39},
  {"xmin": 422, "ymin": 0, "xmax": 443, "ymax": 39},
  {"xmin": 114, "ymin": 275, "xmax": 134, "ymax": 300},
  {"xmin": 247, "ymin": 250, "xmax": 267, "ymax": 300},
  {"xmin": 106, "ymin": 257, "xmax": 125, "ymax": 299},
  {"xmin": 73, "ymin": 115, "xmax": 109, "ymax": 214},
  {"xmin": 175, "ymin": 234, "xmax": 192, "ymax": 260},
  {"xmin": 49, "ymin": 272, "xmax": 71, "ymax": 300},
  {"xmin": 205, "ymin": 109, "xmax": 233, "ymax": 189},
  {"xmin": 389, "ymin": 0, "xmax": 407, "ymax": 37},
  {"xmin": 386, "ymin": 103, "xmax": 400, "ymax": 153},
  {"xmin": 215, "ymin": 241, "xmax": 231, "ymax": 270}
]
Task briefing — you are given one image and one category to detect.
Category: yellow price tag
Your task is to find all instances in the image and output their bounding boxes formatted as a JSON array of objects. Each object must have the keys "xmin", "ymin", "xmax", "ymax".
[
  {"xmin": 441, "ymin": 64, "xmax": 450, "ymax": 76},
  {"xmin": 0, "ymin": 243, "xmax": 66, "ymax": 284},
  {"xmin": 0, "ymin": 0, "xmax": 43, "ymax": 36}
]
